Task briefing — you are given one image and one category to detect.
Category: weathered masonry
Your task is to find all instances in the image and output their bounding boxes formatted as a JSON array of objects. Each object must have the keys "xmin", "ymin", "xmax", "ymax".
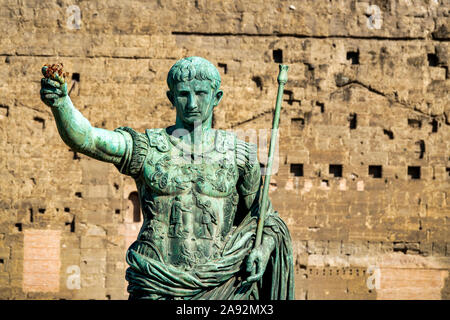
[{"xmin": 0, "ymin": 0, "xmax": 448, "ymax": 299}]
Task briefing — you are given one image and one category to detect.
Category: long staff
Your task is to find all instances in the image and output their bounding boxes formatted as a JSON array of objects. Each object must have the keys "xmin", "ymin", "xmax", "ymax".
[{"xmin": 254, "ymin": 64, "xmax": 288, "ymax": 248}]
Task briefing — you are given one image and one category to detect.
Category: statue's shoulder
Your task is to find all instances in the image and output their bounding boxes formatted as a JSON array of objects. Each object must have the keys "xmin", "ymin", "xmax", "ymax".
[
  {"xmin": 234, "ymin": 136, "xmax": 258, "ymax": 176},
  {"xmin": 235, "ymin": 137, "xmax": 257, "ymax": 159},
  {"xmin": 115, "ymin": 126, "xmax": 149, "ymax": 149},
  {"xmin": 214, "ymin": 129, "xmax": 236, "ymax": 154},
  {"xmin": 113, "ymin": 126, "xmax": 150, "ymax": 177}
]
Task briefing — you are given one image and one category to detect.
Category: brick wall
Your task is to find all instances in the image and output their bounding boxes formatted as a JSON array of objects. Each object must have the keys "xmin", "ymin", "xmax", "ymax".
[{"xmin": 0, "ymin": 0, "xmax": 448, "ymax": 299}]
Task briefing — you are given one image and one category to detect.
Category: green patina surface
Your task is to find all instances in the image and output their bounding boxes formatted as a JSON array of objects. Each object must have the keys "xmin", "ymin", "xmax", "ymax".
[{"xmin": 40, "ymin": 57, "xmax": 295, "ymax": 300}]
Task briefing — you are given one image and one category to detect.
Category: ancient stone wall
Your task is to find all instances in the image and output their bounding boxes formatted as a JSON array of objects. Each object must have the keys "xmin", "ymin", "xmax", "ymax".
[{"xmin": 0, "ymin": 0, "xmax": 448, "ymax": 299}]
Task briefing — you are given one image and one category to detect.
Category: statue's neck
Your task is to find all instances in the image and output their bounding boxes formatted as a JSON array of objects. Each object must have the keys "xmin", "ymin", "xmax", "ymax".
[{"xmin": 173, "ymin": 115, "xmax": 213, "ymax": 146}]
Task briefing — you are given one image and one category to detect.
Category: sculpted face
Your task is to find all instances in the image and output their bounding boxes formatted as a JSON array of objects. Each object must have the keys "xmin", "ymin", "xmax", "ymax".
[{"xmin": 169, "ymin": 79, "xmax": 223, "ymax": 126}]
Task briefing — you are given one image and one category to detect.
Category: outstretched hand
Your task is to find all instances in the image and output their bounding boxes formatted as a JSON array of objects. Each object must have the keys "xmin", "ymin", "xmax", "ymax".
[
  {"xmin": 40, "ymin": 65, "xmax": 68, "ymax": 108},
  {"xmin": 243, "ymin": 235, "xmax": 276, "ymax": 285}
]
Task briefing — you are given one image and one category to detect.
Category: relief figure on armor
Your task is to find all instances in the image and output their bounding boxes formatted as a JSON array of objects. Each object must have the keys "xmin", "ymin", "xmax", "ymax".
[
  {"xmin": 193, "ymin": 192, "xmax": 217, "ymax": 240},
  {"xmin": 169, "ymin": 196, "xmax": 189, "ymax": 239},
  {"xmin": 40, "ymin": 57, "xmax": 295, "ymax": 299}
]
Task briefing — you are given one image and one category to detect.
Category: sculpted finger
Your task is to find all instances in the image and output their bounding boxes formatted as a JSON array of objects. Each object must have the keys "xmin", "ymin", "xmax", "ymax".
[
  {"xmin": 40, "ymin": 95, "xmax": 55, "ymax": 106},
  {"xmin": 246, "ymin": 253, "xmax": 256, "ymax": 273},
  {"xmin": 61, "ymin": 82, "xmax": 68, "ymax": 95},
  {"xmin": 246, "ymin": 260, "xmax": 263, "ymax": 283},
  {"xmin": 41, "ymin": 66, "xmax": 48, "ymax": 77},
  {"xmin": 41, "ymin": 87, "xmax": 63, "ymax": 96},
  {"xmin": 43, "ymin": 93, "xmax": 59, "ymax": 100},
  {"xmin": 41, "ymin": 77, "xmax": 61, "ymax": 88},
  {"xmin": 53, "ymin": 72, "xmax": 65, "ymax": 84},
  {"xmin": 246, "ymin": 269, "xmax": 264, "ymax": 283}
]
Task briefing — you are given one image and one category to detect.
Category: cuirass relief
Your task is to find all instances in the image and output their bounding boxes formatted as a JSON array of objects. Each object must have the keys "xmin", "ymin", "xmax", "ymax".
[{"xmin": 135, "ymin": 129, "xmax": 240, "ymax": 270}]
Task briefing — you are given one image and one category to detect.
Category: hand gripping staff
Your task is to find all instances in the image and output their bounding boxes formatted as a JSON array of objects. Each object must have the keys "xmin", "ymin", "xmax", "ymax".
[{"xmin": 254, "ymin": 64, "xmax": 289, "ymax": 248}]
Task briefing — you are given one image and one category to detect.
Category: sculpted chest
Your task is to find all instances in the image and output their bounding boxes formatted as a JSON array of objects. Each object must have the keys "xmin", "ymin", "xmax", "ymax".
[
  {"xmin": 135, "ymin": 129, "xmax": 241, "ymax": 268},
  {"xmin": 141, "ymin": 129, "xmax": 239, "ymax": 197}
]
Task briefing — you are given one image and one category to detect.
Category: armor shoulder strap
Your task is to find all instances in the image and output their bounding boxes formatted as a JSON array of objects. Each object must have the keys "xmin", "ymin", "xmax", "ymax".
[
  {"xmin": 114, "ymin": 126, "xmax": 149, "ymax": 178},
  {"xmin": 235, "ymin": 138, "xmax": 260, "ymax": 196},
  {"xmin": 215, "ymin": 129, "xmax": 236, "ymax": 154},
  {"xmin": 145, "ymin": 128, "xmax": 171, "ymax": 153}
]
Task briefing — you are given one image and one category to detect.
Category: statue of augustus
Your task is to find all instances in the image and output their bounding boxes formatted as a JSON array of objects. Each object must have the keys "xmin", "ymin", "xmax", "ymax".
[{"xmin": 40, "ymin": 57, "xmax": 295, "ymax": 300}]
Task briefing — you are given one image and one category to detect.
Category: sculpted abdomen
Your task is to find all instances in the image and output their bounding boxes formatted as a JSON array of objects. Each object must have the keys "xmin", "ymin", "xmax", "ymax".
[{"xmin": 137, "ymin": 189, "xmax": 239, "ymax": 269}]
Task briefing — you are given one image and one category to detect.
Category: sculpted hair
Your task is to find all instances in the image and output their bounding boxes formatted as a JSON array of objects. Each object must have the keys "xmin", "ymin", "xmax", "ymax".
[{"xmin": 167, "ymin": 56, "xmax": 221, "ymax": 91}]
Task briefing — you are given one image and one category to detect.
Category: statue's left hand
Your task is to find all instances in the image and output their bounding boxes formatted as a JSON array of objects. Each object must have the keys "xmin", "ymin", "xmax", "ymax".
[{"xmin": 243, "ymin": 235, "xmax": 276, "ymax": 284}]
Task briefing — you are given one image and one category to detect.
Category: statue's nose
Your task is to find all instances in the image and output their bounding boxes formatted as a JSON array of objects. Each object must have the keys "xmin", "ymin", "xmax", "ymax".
[{"xmin": 187, "ymin": 95, "xmax": 198, "ymax": 111}]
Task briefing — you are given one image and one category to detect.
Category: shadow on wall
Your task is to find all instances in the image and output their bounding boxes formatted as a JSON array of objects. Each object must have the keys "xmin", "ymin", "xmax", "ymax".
[
  {"xmin": 442, "ymin": 273, "xmax": 450, "ymax": 300},
  {"xmin": 128, "ymin": 191, "xmax": 141, "ymax": 223}
]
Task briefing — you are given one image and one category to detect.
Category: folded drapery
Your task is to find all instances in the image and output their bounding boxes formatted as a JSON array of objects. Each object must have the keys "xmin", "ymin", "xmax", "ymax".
[{"xmin": 126, "ymin": 209, "xmax": 295, "ymax": 300}]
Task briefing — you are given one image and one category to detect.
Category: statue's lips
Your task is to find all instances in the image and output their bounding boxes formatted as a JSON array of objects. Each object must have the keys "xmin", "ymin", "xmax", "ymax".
[{"xmin": 185, "ymin": 112, "xmax": 201, "ymax": 116}]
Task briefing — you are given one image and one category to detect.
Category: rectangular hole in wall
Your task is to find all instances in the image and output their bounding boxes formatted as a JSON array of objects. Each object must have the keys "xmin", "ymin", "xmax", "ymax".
[
  {"xmin": 290, "ymin": 164, "xmax": 303, "ymax": 177},
  {"xmin": 291, "ymin": 117, "xmax": 305, "ymax": 129},
  {"xmin": 315, "ymin": 101, "xmax": 325, "ymax": 113},
  {"xmin": 446, "ymin": 168, "xmax": 450, "ymax": 177},
  {"xmin": 218, "ymin": 63, "xmax": 227, "ymax": 74},
  {"xmin": 408, "ymin": 119, "xmax": 422, "ymax": 128},
  {"xmin": 283, "ymin": 90, "xmax": 293, "ymax": 105},
  {"xmin": 349, "ymin": 113, "xmax": 357, "ymax": 129},
  {"xmin": 408, "ymin": 166, "xmax": 421, "ymax": 179},
  {"xmin": 283, "ymin": 90, "xmax": 301, "ymax": 106},
  {"xmin": 252, "ymin": 76, "xmax": 263, "ymax": 91},
  {"xmin": 0, "ymin": 104, "xmax": 10, "ymax": 118},
  {"xmin": 427, "ymin": 53, "xmax": 439, "ymax": 67},
  {"xmin": 383, "ymin": 129, "xmax": 394, "ymax": 139},
  {"xmin": 273, "ymin": 49, "xmax": 283, "ymax": 63},
  {"xmin": 329, "ymin": 164, "xmax": 343, "ymax": 178},
  {"xmin": 15, "ymin": 223, "xmax": 22, "ymax": 232},
  {"xmin": 33, "ymin": 116, "xmax": 45, "ymax": 129},
  {"xmin": 347, "ymin": 51, "xmax": 360, "ymax": 65},
  {"xmin": 416, "ymin": 140, "xmax": 425, "ymax": 159},
  {"xmin": 69, "ymin": 73, "xmax": 80, "ymax": 96},
  {"xmin": 65, "ymin": 217, "xmax": 75, "ymax": 233},
  {"xmin": 369, "ymin": 165, "xmax": 382, "ymax": 178},
  {"xmin": 430, "ymin": 119, "xmax": 438, "ymax": 133},
  {"xmin": 443, "ymin": 65, "xmax": 449, "ymax": 79},
  {"xmin": 72, "ymin": 73, "xmax": 80, "ymax": 82}
]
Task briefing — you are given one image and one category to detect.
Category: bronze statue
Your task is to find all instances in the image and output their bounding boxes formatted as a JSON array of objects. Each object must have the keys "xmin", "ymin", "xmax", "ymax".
[{"xmin": 40, "ymin": 57, "xmax": 294, "ymax": 300}]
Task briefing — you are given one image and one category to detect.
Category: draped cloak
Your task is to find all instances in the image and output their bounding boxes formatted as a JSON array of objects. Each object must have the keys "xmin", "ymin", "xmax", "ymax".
[{"xmin": 125, "ymin": 201, "xmax": 295, "ymax": 300}]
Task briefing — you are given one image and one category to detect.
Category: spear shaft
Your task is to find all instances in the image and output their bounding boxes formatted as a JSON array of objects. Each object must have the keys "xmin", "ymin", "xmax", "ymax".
[{"xmin": 254, "ymin": 64, "xmax": 288, "ymax": 248}]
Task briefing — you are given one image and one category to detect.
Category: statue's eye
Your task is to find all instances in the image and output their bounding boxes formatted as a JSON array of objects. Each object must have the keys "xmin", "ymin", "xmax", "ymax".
[
  {"xmin": 196, "ymin": 91, "xmax": 207, "ymax": 96},
  {"xmin": 179, "ymin": 91, "xmax": 189, "ymax": 97}
]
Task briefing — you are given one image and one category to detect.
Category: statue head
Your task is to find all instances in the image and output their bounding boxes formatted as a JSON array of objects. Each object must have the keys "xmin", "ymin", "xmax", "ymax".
[{"xmin": 166, "ymin": 57, "xmax": 223, "ymax": 127}]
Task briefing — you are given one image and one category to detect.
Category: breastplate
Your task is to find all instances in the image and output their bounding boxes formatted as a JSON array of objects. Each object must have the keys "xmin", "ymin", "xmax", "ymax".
[{"xmin": 135, "ymin": 129, "xmax": 240, "ymax": 270}]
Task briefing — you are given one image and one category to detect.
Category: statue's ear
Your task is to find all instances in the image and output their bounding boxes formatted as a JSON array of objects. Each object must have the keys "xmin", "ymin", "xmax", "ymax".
[
  {"xmin": 214, "ymin": 90, "xmax": 223, "ymax": 107},
  {"xmin": 166, "ymin": 91, "xmax": 174, "ymax": 106}
]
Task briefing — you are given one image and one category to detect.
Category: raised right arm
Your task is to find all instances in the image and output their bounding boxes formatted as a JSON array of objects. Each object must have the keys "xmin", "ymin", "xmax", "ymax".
[{"xmin": 40, "ymin": 66, "xmax": 126, "ymax": 165}]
